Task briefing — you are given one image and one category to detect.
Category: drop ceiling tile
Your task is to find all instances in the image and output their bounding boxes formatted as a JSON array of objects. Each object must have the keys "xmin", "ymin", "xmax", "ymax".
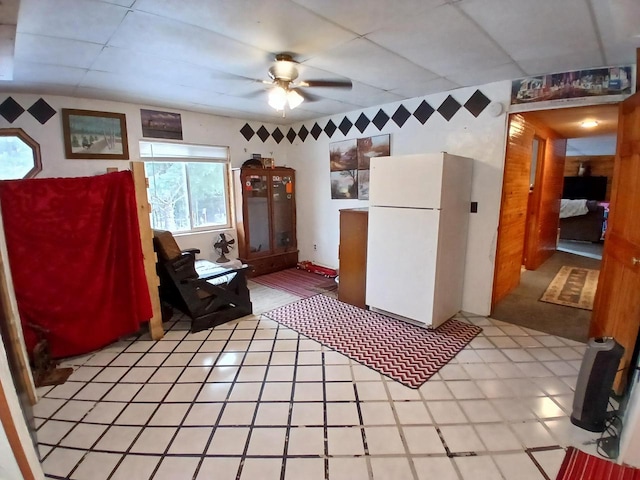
[
  {"xmin": 592, "ymin": 1, "xmax": 638, "ymax": 66},
  {"xmin": 13, "ymin": 61, "xmax": 88, "ymax": 86},
  {"xmin": 445, "ymin": 62, "xmax": 524, "ymax": 88},
  {"xmin": 459, "ymin": 0, "xmax": 602, "ymax": 66},
  {"xmin": 316, "ymin": 81, "xmax": 403, "ymax": 107},
  {"xmin": 368, "ymin": 3, "xmax": 512, "ymax": 77},
  {"xmin": 293, "ymin": 97, "xmax": 360, "ymax": 116},
  {"xmin": 291, "ymin": 0, "xmax": 445, "ymax": 36},
  {"xmin": 518, "ymin": 49, "xmax": 605, "ymax": 77},
  {"xmin": 15, "ymin": 33, "xmax": 103, "ymax": 69},
  {"xmin": 92, "ymin": 46, "xmax": 257, "ymax": 95},
  {"xmin": 17, "ymin": 0, "xmax": 128, "ymax": 44},
  {"xmin": 133, "ymin": 0, "xmax": 357, "ymax": 59},
  {"xmin": 107, "ymin": 10, "xmax": 270, "ymax": 79},
  {"xmin": 304, "ymin": 38, "xmax": 437, "ymax": 91},
  {"xmin": 390, "ymin": 77, "xmax": 460, "ymax": 99},
  {"xmin": 6, "ymin": 82, "xmax": 77, "ymax": 97}
]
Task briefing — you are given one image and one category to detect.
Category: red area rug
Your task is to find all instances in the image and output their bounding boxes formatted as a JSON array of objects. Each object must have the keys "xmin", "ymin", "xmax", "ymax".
[
  {"xmin": 252, "ymin": 268, "xmax": 336, "ymax": 298},
  {"xmin": 556, "ymin": 447, "xmax": 640, "ymax": 480},
  {"xmin": 264, "ymin": 295, "xmax": 481, "ymax": 388}
]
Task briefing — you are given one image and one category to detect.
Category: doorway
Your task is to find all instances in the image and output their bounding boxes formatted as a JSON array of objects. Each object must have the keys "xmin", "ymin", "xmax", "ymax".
[{"xmin": 491, "ymin": 104, "xmax": 618, "ymax": 341}]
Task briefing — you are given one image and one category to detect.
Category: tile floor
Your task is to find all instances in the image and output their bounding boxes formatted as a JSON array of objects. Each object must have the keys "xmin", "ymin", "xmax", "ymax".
[{"xmin": 34, "ymin": 282, "xmax": 603, "ymax": 480}]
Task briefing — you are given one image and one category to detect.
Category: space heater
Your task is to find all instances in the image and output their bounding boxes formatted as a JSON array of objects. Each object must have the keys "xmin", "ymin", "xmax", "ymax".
[{"xmin": 571, "ymin": 337, "xmax": 624, "ymax": 432}]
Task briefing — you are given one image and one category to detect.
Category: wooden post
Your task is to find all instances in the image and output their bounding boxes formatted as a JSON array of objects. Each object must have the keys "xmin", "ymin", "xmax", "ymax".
[{"xmin": 129, "ymin": 162, "xmax": 164, "ymax": 340}]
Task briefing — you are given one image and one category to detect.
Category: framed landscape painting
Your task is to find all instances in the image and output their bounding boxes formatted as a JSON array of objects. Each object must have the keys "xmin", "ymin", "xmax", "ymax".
[{"xmin": 62, "ymin": 109, "xmax": 129, "ymax": 160}]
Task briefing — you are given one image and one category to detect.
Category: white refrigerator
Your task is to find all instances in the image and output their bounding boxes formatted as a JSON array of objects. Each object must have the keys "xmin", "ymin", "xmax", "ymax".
[{"xmin": 365, "ymin": 152, "xmax": 473, "ymax": 328}]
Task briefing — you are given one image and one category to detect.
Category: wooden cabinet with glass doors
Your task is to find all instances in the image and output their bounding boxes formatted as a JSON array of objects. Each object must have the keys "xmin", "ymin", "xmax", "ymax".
[{"xmin": 233, "ymin": 167, "xmax": 298, "ymax": 276}]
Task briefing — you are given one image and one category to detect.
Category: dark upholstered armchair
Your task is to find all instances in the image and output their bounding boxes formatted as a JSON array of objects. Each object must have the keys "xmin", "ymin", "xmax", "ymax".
[{"xmin": 152, "ymin": 230, "xmax": 252, "ymax": 332}]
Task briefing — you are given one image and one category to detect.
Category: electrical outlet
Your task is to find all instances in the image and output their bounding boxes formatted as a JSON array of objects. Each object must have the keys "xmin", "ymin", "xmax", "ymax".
[{"xmin": 313, "ymin": 244, "xmax": 317, "ymax": 250}]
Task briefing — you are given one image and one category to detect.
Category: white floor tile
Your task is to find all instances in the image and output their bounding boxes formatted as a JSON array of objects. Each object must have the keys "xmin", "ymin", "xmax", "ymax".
[
  {"xmin": 69, "ymin": 451, "xmax": 121, "ymax": 480},
  {"xmin": 440, "ymin": 425, "xmax": 486, "ymax": 453},
  {"xmin": 196, "ymin": 457, "xmax": 241, "ymax": 480},
  {"xmin": 59, "ymin": 423, "xmax": 108, "ymax": 449},
  {"xmin": 240, "ymin": 458, "xmax": 282, "ymax": 480},
  {"xmin": 207, "ymin": 427, "xmax": 249, "ymax": 455},
  {"xmin": 254, "ymin": 402, "xmax": 291, "ymax": 426},
  {"xmin": 530, "ymin": 448, "xmax": 567, "ymax": 479},
  {"xmin": 94, "ymin": 425, "xmax": 141, "ymax": 452},
  {"xmin": 414, "ymin": 457, "xmax": 459, "ymax": 480},
  {"xmin": 493, "ymin": 452, "xmax": 547, "ymax": 479},
  {"xmin": 328, "ymin": 457, "xmax": 370, "ymax": 480},
  {"xmin": 454, "ymin": 455, "xmax": 503, "ymax": 480},
  {"xmin": 35, "ymin": 288, "xmax": 598, "ymax": 480},
  {"xmin": 41, "ymin": 447, "xmax": 86, "ymax": 478},
  {"xmin": 428, "ymin": 401, "xmax": 469, "ymax": 424},
  {"xmin": 327, "ymin": 427, "xmax": 365, "ymax": 455},
  {"xmin": 364, "ymin": 426, "xmax": 405, "ymax": 454},
  {"xmin": 284, "ymin": 458, "xmax": 325, "ymax": 480},
  {"xmin": 326, "ymin": 402, "xmax": 360, "ymax": 426},
  {"xmin": 246, "ymin": 427, "xmax": 286, "ymax": 455},
  {"xmin": 129, "ymin": 426, "xmax": 176, "ymax": 454},
  {"xmin": 403, "ymin": 425, "xmax": 446, "ymax": 454},
  {"xmin": 475, "ymin": 423, "xmax": 522, "ymax": 451},
  {"xmin": 153, "ymin": 456, "xmax": 200, "ymax": 480},
  {"xmin": 394, "ymin": 401, "xmax": 432, "ymax": 425},
  {"xmin": 287, "ymin": 426, "xmax": 325, "ymax": 455},
  {"xmin": 370, "ymin": 457, "xmax": 414, "ymax": 480}
]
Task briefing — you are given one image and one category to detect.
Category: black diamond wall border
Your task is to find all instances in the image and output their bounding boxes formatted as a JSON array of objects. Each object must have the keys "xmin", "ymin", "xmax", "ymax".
[
  {"xmin": 235, "ymin": 90, "xmax": 494, "ymax": 143},
  {"xmin": 0, "ymin": 97, "xmax": 58, "ymax": 124}
]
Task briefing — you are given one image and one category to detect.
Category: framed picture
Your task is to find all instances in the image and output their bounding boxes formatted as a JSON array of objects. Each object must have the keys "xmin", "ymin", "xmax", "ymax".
[
  {"xmin": 140, "ymin": 109, "xmax": 183, "ymax": 140},
  {"xmin": 261, "ymin": 157, "xmax": 274, "ymax": 168},
  {"xmin": 62, "ymin": 109, "xmax": 129, "ymax": 160}
]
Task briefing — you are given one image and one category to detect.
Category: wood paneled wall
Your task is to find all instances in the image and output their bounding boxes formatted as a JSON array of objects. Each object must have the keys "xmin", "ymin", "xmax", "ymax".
[
  {"xmin": 564, "ymin": 155, "xmax": 614, "ymax": 201},
  {"xmin": 493, "ymin": 113, "xmax": 567, "ymax": 307},
  {"xmin": 492, "ymin": 115, "xmax": 535, "ymax": 305},
  {"xmin": 524, "ymin": 118, "xmax": 566, "ymax": 270}
]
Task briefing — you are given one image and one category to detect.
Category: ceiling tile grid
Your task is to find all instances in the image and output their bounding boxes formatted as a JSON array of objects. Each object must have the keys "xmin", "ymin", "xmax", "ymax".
[{"xmin": 6, "ymin": 0, "xmax": 639, "ymax": 124}]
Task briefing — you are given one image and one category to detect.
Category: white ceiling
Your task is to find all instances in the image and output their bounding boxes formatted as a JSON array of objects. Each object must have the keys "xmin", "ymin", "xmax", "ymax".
[{"xmin": 2, "ymin": 0, "xmax": 639, "ymax": 124}]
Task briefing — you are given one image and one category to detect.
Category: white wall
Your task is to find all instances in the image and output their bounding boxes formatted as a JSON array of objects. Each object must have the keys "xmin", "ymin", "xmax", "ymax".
[
  {"xmin": 0, "ymin": 93, "xmax": 289, "ymax": 261},
  {"xmin": 286, "ymin": 81, "xmax": 511, "ymax": 316}
]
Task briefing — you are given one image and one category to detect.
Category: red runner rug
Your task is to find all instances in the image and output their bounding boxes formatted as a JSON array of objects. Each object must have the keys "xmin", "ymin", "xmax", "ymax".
[
  {"xmin": 252, "ymin": 268, "xmax": 336, "ymax": 298},
  {"xmin": 264, "ymin": 295, "xmax": 481, "ymax": 388},
  {"xmin": 556, "ymin": 447, "xmax": 640, "ymax": 479}
]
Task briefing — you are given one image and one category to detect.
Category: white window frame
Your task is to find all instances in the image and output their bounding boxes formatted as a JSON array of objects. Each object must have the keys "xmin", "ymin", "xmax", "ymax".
[{"xmin": 140, "ymin": 140, "xmax": 232, "ymax": 233}]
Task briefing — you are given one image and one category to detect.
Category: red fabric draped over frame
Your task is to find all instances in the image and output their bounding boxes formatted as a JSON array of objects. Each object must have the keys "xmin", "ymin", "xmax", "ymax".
[{"xmin": 0, "ymin": 171, "xmax": 152, "ymax": 358}]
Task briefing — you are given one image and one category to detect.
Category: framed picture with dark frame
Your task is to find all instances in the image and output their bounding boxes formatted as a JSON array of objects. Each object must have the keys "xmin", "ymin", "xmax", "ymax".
[{"xmin": 61, "ymin": 109, "xmax": 129, "ymax": 160}]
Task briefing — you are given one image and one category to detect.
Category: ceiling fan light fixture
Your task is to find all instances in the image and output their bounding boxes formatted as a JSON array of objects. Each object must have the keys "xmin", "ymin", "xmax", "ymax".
[
  {"xmin": 287, "ymin": 89, "xmax": 303, "ymax": 109},
  {"xmin": 268, "ymin": 85, "xmax": 287, "ymax": 111}
]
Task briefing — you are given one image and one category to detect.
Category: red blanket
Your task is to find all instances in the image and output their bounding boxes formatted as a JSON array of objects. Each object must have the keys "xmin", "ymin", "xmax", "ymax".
[{"xmin": 0, "ymin": 171, "xmax": 152, "ymax": 358}]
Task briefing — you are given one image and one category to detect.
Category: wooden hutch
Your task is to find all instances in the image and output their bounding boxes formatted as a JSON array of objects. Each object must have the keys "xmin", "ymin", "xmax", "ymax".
[{"xmin": 233, "ymin": 167, "xmax": 298, "ymax": 276}]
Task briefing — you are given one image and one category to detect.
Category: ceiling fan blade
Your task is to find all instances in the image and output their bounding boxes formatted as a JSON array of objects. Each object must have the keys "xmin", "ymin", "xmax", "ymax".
[
  {"xmin": 294, "ymin": 89, "xmax": 323, "ymax": 103},
  {"xmin": 299, "ymin": 79, "xmax": 352, "ymax": 89}
]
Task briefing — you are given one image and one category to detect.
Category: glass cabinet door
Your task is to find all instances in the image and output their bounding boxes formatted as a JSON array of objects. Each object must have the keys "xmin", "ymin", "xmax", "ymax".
[
  {"xmin": 244, "ymin": 174, "xmax": 271, "ymax": 255},
  {"xmin": 271, "ymin": 174, "xmax": 295, "ymax": 251}
]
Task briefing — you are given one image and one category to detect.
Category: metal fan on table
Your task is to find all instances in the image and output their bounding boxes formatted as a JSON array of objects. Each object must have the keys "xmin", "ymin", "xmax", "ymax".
[
  {"xmin": 214, "ymin": 233, "xmax": 235, "ymax": 263},
  {"xmin": 254, "ymin": 54, "xmax": 352, "ymax": 115}
]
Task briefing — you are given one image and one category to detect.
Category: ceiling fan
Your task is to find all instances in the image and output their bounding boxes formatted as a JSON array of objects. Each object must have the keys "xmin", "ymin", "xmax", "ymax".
[{"xmin": 260, "ymin": 54, "xmax": 352, "ymax": 114}]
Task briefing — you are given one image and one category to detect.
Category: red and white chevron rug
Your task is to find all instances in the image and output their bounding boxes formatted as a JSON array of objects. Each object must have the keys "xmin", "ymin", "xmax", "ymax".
[
  {"xmin": 264, "ymin": 295, "xmax": 482, "ymax": 388},
  {"xmin": 252, "ymin": 268, "xmax": 336, "ymax": 298},
  {"xmin": 556, "ymin": 447, "xmax": 640, "ymax": 480}
]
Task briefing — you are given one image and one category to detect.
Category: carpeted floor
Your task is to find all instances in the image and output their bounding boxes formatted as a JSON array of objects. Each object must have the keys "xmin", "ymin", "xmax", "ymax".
[{"xmin": 491, "ymin": 251, "xmax": 601, "ymax": 343}]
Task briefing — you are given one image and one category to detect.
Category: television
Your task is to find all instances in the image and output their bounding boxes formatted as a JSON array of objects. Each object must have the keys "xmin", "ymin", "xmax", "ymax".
[{"xmin": 562, "ymin": 176, "xmax": 607, "ymax": 201}]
